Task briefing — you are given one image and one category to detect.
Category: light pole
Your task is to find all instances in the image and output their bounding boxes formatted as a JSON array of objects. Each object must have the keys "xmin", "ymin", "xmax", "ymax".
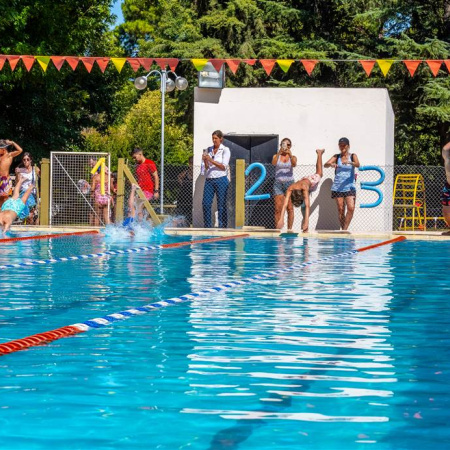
[{"xmin": 134, "ymin": 69, "xmax": 188, "ymax": 214}]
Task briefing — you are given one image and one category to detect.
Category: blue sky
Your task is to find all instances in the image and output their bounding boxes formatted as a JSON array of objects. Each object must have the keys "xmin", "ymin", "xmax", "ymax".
[{"xmin": 111, "ymin": 0, "xmax": 124, "ymax": 26}]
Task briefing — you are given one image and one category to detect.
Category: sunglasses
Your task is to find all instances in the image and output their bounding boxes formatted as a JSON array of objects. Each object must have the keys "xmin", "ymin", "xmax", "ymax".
[{"xmin": 23, "ymin": 158, "xmax": 31, "ymax": 161}]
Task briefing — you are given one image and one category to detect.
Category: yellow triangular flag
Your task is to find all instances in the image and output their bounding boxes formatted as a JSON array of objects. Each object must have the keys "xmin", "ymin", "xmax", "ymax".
[
  {"xmin": 277, "ymin": 59, "xmax": 294, "ymax": 73},
  {"xmin": 111, "ymin": 58, "xmax": 126, "ymax": 73},
  {"xmin": 377, "ymin": 59, "xmax": 395, "ymax": 77},
  {"xmin": 191, "ymin": 58, "xmax": 209, "ymax": 71},
  {"xmin": 36, "ymin": 56, "xmax": 51, "ymax": 72}
]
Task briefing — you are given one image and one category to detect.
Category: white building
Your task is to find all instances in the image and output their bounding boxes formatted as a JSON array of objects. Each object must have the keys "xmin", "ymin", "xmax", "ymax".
[{"xmin": 193, "ymin": 87, "xmax": 394, "ymax": 232}]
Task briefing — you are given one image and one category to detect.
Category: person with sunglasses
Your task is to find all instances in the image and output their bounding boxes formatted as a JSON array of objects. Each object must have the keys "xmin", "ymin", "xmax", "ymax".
[
  {"xmin": 272, "ymin": 138, "xmax": 297, "ymax": 231},
  {"xmin": 15, "ymin": 152, "xmax": 40, "ymax": 224}
]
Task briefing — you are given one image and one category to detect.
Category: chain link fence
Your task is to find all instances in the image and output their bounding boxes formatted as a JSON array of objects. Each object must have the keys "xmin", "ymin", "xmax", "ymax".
[{"xmin": 45, "ymin": 155, "xmax": 448, "ymax": 232}]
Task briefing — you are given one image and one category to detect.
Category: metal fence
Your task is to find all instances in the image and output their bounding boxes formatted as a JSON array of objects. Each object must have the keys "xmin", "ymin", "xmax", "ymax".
[{"xmin": 42, "ymin": 155, "xmax": 448, "ymax": 232}]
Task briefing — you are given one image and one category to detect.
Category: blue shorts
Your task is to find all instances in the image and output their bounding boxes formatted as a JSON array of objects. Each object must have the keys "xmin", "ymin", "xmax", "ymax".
[
  {"xmin": 274, "ymin": 179, "xmax": 294, "ymax": 196},
  {"xmin": 1, "ymin": 198, "xmax": 27, "ymax": 217}
]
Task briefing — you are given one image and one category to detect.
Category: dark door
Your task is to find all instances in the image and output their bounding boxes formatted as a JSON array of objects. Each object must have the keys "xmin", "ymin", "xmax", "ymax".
[{"xmin": 224, "ymin": 134, "xmax": 278, "ymax": 229}]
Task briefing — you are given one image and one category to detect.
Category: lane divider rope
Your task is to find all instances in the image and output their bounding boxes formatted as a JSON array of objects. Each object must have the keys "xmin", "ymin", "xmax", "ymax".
[
  {"xmin": 0, "ymin": 236, "xmax": 406, "ymax": 356},
  {"xmin": 0, "ymin": 230, "xmax": 100, "ymax": 244},
  {"xmin": 0, "ymin": 234, "xmax": 250, "ymax": 270}
]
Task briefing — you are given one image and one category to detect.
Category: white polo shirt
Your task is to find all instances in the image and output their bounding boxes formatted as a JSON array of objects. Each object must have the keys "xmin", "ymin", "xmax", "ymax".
[{"xmin": 201, "ymin": 144, "xmax": 231, "ymax": 179}]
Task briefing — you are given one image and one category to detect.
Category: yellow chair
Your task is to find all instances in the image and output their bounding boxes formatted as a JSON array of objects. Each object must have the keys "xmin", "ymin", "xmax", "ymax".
[{"xmin": 393, "ymin": 174, "xmax": 426, "ymax": 231}]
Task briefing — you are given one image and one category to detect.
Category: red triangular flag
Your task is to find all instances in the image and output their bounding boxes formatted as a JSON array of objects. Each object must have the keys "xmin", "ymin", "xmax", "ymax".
[
  {"xmin": 167, "ymin": 58, "xmax": 179, "ymax": 72},
  {"xmin": 51, "ymin": 56, "xmax": 66, "ymax": 71},
  {"xmin": 138, "ymin": 58, "xmax": 153, "ymax": 71},
  {"xmin": 66, "ymin": 57, "xmax": 79, "ymax": 70},
  {"xmin": 127, "ymin": 58, "xmax": 141, "ymax": 72},
  {"xmin": 259, "ymin": 59, "xmax": 276, "ymax": 75},
  {"xmin": 209, "ymin": 59, "xmax": 226, "ymax": 72},
  {"xmin": 21, "ymin": 56, "xmax": 35, "ymax": 72},
  {"xmin": 96, "ymin": 57, "xmax": 110, "ymax": 73},
  {"xmin": 226, "ymin": 59, "xmax": 240, "ymax": 74},
  {"xmin": 301, "ymin": 59, "xmax": 318, "ymax": 76},
  {"xmin": 359, "ymin": 60, "xmax": 376, "ymax": 76},
  {"xmin": 7, "ymin": 56, "xmax": 20, "ymax": 71},
  {"xmin": 403, "ymin": 60, "xmax": 421, "ymax": 77},
  {"xmin": 426, "ymin": 60, "xmax": 443, "ymax": 77},
  {"xmin": 0, "ymin": 56, "xmax": 5, "ymax": 71},
  {"xmin": 81, "ymin": 57, "xmax": 96, "ymax": 73},
  {"xmin": 445, "ymin": 60, "xmax": 450, "ymax": 73},
  {"xmin": 243, "ymin": 59, "xmax": 256, "ymax": 65}
]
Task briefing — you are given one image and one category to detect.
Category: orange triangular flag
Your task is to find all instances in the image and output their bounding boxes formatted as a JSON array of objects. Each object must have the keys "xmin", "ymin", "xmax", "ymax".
[
  {"xmin": 7, "ymin": 56, "xmax": 20, "ymax": 71},
  {"xmin": 359, "ymin": 60, "xmax": 376, "ymax": 76},
  {"xmin": 226, "ymin": 59, "xmax": 240, "ymax": 74},
  {"xmin": 127, "ymin": 58, "xmax": 141, "ymax": 72},
  {"xmin": 426, "ymin": 60, "xmax": 443, "ymax": 77},
  {"xmin": 154, "ymin": 58, "xmax": 179, "ymax": 71},
  {"xmin": 301, "ymin": 59, "xmax": 318, "ymax": 75},
  {"xmin": 167, "ymin": 58, "xmax": 179, "ymax": 71},
  {"xmin": 66, "ymin": 57, "xmax": 79, "ymax": 70},
  {"xmin": 81, "ymin": 57, "xmax": 96, "ymax": 73},
  {"xmin": 0, "ymin": 56, "xmax": 5, "ymax": 71},
  {"xmin": 259, "ymin": 59, "xmax": 276, "ymax": 75},
  {"xmin": 138, "ymin": 58, "xmax": 153, "ymax": 71},
  {"xmin": 96, "ymin": 57, "xmax": 110, "ymax": 73},
  {"xmin": 209, "ymin": 59, "xmax": 226, "ymax": 72},
  {"xmin": 243, "ymin": 59, "xmax": 256, "ymax": 65},
  {"xmin": 403, "ymin": 60, "xmax": 421, "ymax": 77},
  {"xmin": 51, "ymin": 56, "xmax": 66, "ymax": 71},
  {"xmin": 21, "ymin": 56, "xmax": 35, "ymax": 71},
  {"xmin": 445, "ymin": 60, "xmax": 450, "ymax": 73}
]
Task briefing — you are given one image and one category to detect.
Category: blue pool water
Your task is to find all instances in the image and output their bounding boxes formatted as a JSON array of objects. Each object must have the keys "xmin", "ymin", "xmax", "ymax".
[{"xmin": 0, "ymin": 232, "xmax": 449, "ymax": 449}]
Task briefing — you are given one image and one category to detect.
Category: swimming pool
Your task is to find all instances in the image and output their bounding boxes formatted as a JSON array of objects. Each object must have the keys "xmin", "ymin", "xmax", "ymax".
[{"xmin": 0, "ymin": 233, "xmax": 449, "ymax": 449}]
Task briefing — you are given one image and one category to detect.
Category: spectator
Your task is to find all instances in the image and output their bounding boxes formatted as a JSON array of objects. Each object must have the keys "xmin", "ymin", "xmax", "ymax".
[
  {"xmin": 324, "ymin": 137, "xmax": 360, "ymax": 231},
  {"xmin": 175, "ymin": 156, "xmax": 194, "ymax": 227},
  {"xmin": 0, "ymin": 139, "xmax": 23, "ymax": 208},
  {"xmin": 131, "ymin": 148, "xmax": 159, "ymax": 220},
  {"xmin": 277, "ymin": 149, "xmax": 324, "ymax": 232},
  {"xmin": 272, "ymin": 138, "xmax": 297, "ymax": 231},
  {"xmin": 201, "ymin": 130, "xmax": 230, "ymax": 228},
  {"xmin": 15, "ymin": 152, "xmax": 40, "ymax": 224},
  {"xmin": 442, "ymin": 141, "xmax": 450, "ymax": 232}
]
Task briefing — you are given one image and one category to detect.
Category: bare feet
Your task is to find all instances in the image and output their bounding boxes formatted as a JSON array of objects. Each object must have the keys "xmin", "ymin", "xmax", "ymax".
[{"xmin": 316, "ymin": 149, "xmax": 325, "ymax": 155}]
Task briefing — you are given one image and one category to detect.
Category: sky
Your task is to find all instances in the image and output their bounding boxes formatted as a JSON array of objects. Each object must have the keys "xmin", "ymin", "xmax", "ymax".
[{"xmin": 111, "ymin": 0, "xmax": 124, "ymax": 26}]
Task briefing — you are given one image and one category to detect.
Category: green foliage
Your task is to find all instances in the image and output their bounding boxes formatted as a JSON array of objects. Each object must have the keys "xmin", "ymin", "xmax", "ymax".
[{"xmin": 83, "ymin": 90, "xmax": 193, "ymax": 169}]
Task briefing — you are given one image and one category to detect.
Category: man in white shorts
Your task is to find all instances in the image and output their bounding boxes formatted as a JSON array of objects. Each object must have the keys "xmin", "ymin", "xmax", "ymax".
[{"xmin": 277, "ymin": 149, "xmax": 324, "ymax": 233}]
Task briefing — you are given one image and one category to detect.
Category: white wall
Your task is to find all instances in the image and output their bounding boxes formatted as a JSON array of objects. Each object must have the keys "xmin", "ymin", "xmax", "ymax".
[{"xmin": 193, "ymin": 87, "xmax": 394, "ymax": 232}]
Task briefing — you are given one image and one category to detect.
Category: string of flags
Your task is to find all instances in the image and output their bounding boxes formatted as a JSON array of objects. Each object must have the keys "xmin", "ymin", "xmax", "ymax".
[{"xmin": 0, "ymin": 55, "xmax": 449, "ymax": 77}]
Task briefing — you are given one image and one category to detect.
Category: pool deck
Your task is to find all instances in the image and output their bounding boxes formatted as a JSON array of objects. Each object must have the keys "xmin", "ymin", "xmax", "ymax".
[{"xmin": 8, "ymin": 225, "xmax": 450, "ymax": 240}]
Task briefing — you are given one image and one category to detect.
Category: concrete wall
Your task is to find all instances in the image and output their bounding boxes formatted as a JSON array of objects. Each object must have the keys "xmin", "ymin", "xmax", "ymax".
[{"xmin": 193, "ymin": 87, "xmax": 394, "ymax": 232}]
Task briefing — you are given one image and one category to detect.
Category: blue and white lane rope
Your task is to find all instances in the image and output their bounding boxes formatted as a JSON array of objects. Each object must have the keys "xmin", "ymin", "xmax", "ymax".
[
  {"xmin": 0, "ymin": 234, "xmax": 250, "ymax": 271},
  {"xmin": 70, "ymin": 249, "xmax": 358, "ymax": 331}
]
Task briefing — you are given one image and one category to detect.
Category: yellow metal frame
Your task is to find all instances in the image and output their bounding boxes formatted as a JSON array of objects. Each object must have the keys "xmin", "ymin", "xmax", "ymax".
[{"xmin": 393, "ymin": 174, "xmax": 426, "ymax": 231}]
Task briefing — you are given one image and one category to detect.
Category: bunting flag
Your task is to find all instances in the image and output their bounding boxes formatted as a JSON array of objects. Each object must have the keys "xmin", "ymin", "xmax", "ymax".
[
  {"xmin": 277, "ymin": 59, "xmax": 294, "ymax": 73},
  {"xmin": 66, "ymin": 57, "xmax": 79, "ymax": 71},
  {"xmin": 426, "ymin": 59, "xmax": 442, "ymax": 77},
  {"xmin": 36, "ymin": 56, "xmax": 51, "ymax": 72},
  {"xmin": 191, "ymin": 58, "xmax": 208, "ymax": 71},
  {"xmin": 259, "ymin": 59, "xmax": 276, "ymax": 75},
  {"xmin": 0, "ymin": 56, "xmax": 6, "ymax": 71},
  {"xmin": 155, "ymin": 58, "xmax": 179, "ymax": 71},
  {"xmin": 359, "ymin": 60, "xmax": 376, "ymax": 76},
  {"xmin": 377, "ymin": 59, "xmax": 395, "ymax": 77},
  {"xmin": 209, "ymin": 59, "xmax": 226, "ymax": 72},
  {"xmin": 51, "ymin": 56, "xmax": 66, "ymax": 71},
  {"xmin": 138, "ymin": 58, "xmax": 152, "ymax": 71},
  {"xmin": 445, "ymin": 60, "xmax": 450, "ymax": 73},
  {"xmin": 21, "ymin": 56, "xmax": 35, "ymax": 72},
  {"xmin": 96, "ymin": 57, "xmax": 110, "ymax": 73},
  {"xmin": 403, "ymin": 60, "xmax": 421, "ymax": 77},
  {"xmin": 7, "ymin": 56, "xmax": 20, "ymax": 71},
  {"xmin": 301, "ymin": 59, "xmax": 318, "ymax": 76},
  {"xmin": 243, "ymin": 59, "xmax": 257, "ymax": 65},
  {"xmin": 80, "ymin": 57, "xmax": 96, "ymax": 73},
  {"xmin": 127, "ymin": 58, "xmax": 141, "ymax": 72},
  {"xmin": 111, "ymin": 57, "xmax": 126, "ymax": 73},
  {"xmin": 226, "ymin": 59, "xmax": 240, "ymax": 74}
]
